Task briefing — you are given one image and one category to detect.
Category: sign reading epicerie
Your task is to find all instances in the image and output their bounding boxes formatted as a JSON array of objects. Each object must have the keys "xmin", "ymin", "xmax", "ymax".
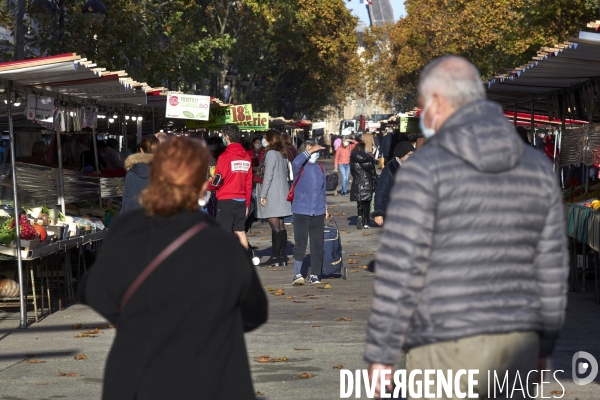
[{"xmin": 165, "ymin": 93, "xmax": 210, "ymax": 121}]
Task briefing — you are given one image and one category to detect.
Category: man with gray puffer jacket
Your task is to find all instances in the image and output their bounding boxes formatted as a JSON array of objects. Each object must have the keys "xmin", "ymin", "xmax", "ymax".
[{"xmin": 366, "ymin": 56, "xmax": 569, "ymax": 398}]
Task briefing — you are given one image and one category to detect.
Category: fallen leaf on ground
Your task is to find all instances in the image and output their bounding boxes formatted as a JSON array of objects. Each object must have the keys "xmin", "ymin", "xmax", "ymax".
[
  {"xmin": 314, "ymin": 307, "xmax": 324, "ymax": 310},
  {"xmin": 335, "ymin": 317, "xmax": 353, "ymax": 321},
  {"xmin": 362, "ymin": 233, "xmax": 372, "ymax": 236},
  {"xmin": 260, "ymin": 237, "xmax": 268, "ymax": 240},
  {"xmin": 350, "ymin": 253, "xmax": 360, "ymax": 256},
  {"xmin": 273, "ymin": 289, "xmax": 285, "ymax": 296},
  {"xmin": 256, "ymin": 391, "xmax": 265, "ymax": 396},
  {"xmin": 362, "ymin": 254, "xmax": 374, "ymax": 257},
  {"xmin": 267, "ymin": 287, "xmax": 274, "ymax": 291},
  {"xmin": 359, "ymin": 265, "xmax": 369, "ymax": 269},
  {"xmin": 297, "ymin": 313, "xmax": 313, "ymax": 317},
  {"xmin": 94, "ymin": 325, "xmax": 110, "ymax": 330},
  {"xmin": 300, "ymin": 372, "xmax": 313, "ymax": 379},
  {"xmin": 74, "ymin": 354, "xmax": 87, "ymax": 360},
  {"xmin": 346, "ymin": 241, "xmax": 352, "ymax": 243},
  {"xmin": 256, "ymin": 231, "xmax": 264, "ymax": 234},
  {"xmin": 56, "ymin": 372, "xmax": 83, "ymax": 377},
  {"xmin": 27, "ymin": 359, "xmax": 46, "ymax": 364},
  {"xmin": 551, "ymin": 391, "xmax": 563, "ymax": 396},
  {"xmin": 74, "ymin": 333, "xmax": 97, "ymax": 338},
  {"xmin": 70, "ymin": 323, "xmax": 82, "ymax": 329},
  {"xmin": 351, "ymin": 270, "xmax": 358, "ymax": 273},
  {"xmin": 285, "ymin": 296, "xmax": 293, "ymax": 299},
  {"xmin": 348, "ymin": 259, "xmax": 359, "ymax": 264},
  {"xmin": 293, "ymin": 348, "xmax": 311, "ymax": 351},
  {"xmin": 323, "ymin": 284, "xmax": 331, "ymax": 289},
  {"xmin": 333, "ymin": 365, "xmax": 344, "ymax": 369},
  {"xmin": 293, "ymin": 301, "xmax": 306, "ymax": 303},
  {"xmin": 254, "ymin": 356, "xmax": 288, "ymax": 363}
]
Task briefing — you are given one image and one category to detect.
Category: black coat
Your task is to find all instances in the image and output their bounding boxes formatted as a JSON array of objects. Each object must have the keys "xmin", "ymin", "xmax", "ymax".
[
  {"xmin": 79, "ymin": 210, "xmax": 268, "ymax": 400},
  {"xmin": 350, "ymin": 152, "xmax": 378, "ymax": 201},
  {"xmin": 121, "ymin": 153, "xmax": 153, "ymax": 213},
  {"xmin": 373, "ymin": 158, "xmax": 400, "ymax": 217},
  {"xmin": 380, "ymin": 134, "xmax": 393, "ymax": 159}
]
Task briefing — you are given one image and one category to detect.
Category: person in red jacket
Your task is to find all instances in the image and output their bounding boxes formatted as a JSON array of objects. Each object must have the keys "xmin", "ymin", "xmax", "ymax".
[{"xmin": 209, "ymin": 124, "xmax": 253, "ymax": 249}]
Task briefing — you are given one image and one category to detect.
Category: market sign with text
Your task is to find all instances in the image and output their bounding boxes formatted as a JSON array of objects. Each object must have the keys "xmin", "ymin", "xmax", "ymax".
[
  {"xmin": 166, "ymin": 93, "xmax": 211, "ymax": 120},
  {"xmin": 236, "ymin": 113, "xmax": 269, "ymax": 131}
]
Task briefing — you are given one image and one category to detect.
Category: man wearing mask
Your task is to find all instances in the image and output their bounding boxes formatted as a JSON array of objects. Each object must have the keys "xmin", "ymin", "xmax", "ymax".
[
  {"xmin": 372, "ymin": 142, "xmax": 414, "ymax": 226},
  {"xmin": 333, "ymin": 137, "xmax": 356, "ymax": 196},
  {"xmin": 209, "ymin": 124, "xmax": 253, "ymax": 250},
  {"xmin": 366, "ymin": 56, "xmax": 568, "ymax": 398}
]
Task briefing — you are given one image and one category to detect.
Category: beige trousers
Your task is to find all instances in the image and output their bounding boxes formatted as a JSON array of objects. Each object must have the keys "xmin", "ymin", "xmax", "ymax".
[{"xmin": 406, "ymin": 332, "xmax": 539, "ymax": 400}]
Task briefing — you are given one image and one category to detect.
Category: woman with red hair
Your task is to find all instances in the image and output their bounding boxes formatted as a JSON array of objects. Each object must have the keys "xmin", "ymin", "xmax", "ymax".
[{"xmin": 80, "ymin": 137, "xmax": 267, "ymax": 400}]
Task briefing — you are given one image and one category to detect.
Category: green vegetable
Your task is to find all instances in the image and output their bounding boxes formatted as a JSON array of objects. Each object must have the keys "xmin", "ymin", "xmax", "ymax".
[
  {"xmin": 0, "ymin": 218, "xmax": 16, "ymax": 246},
  {"xmin": 59, "ymin": 212, "xmax": 66, "ymax": 222}
]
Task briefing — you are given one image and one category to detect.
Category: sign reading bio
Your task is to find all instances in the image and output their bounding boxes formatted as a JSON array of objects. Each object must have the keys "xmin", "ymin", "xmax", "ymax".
[{"xmin": 166, "ymin": 93, "xmax": 211, "ymax": 121}]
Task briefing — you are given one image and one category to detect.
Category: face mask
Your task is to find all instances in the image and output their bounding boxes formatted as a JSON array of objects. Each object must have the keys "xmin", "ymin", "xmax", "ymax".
[
  {"xmin": 419, "ymin": 98, "xmax": 438, "ymax": 139},
  {"xmin": 343, "ymin": 141, "xmax": 349, "ymax": 147},
  {"xmin": 262, "ymin": 138, "xmax": 268, "ymax": 147},
  {"xmin": 309, "ymin": 152, "xmax": 320, "ymax": 163},
  {"xmin": 222, "ymin": 137, "xmax": 227, "ymax": 147}
]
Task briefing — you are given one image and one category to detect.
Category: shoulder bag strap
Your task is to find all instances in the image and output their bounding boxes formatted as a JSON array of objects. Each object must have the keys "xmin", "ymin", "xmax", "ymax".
[
  {"xmin": 119, "ymin": 221, "xmax": 209, "ymax": 312},
  {"xmin": 291, "ymin": 166, "xmax": 305, "ymax": 191}
]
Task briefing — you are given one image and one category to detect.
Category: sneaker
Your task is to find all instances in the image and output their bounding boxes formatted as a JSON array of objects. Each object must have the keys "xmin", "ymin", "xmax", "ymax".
[
  {"xmin": 342, "ymin": 192, "xmax": 349, "ymax": 197},
  {"xmin": 363, "ymin": 225, "xmax": 370, "ymax": 229},
  {"xmin": 308, "ymin": 275, "xmax": 321, "ymax": 284},
  {"xmin": 293, "ymin": 274, "xmax": 304, "ymax": 286}
]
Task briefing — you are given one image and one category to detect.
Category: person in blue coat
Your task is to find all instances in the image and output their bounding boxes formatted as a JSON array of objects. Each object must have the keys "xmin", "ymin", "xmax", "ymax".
[
  {"xmin": 290, "ymin": 141, "xmax": 330, "ymax": 285},
  {"xmin": 373, "ymin": 142, "xmax": 414, "ymax": 226}
]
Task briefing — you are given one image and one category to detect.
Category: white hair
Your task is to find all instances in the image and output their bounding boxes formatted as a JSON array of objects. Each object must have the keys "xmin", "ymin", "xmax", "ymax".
[{"xmin": 418, "ymin": 56, "xmax": 486, "ymax": 108}]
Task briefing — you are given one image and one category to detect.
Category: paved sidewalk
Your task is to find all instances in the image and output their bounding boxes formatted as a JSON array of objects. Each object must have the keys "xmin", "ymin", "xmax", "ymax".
[{"xmin": 0, "ymin": 159, "xmax": 598, "ymax": 399}]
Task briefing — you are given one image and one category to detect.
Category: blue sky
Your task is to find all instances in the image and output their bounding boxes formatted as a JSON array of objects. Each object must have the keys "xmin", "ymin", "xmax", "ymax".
[{"xmin": 345, "ymin": 0, "xmax": 406, "ymax": 24}]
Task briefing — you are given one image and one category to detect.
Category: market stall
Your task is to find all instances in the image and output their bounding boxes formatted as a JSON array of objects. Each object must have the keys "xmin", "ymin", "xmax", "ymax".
[
  {"xmin": 486, "ymin": 23, "xmax": 600, "ymax": 300},
  {"xmin": 0, "ymin": 53, "xmax": 166, "ymax": 327}
]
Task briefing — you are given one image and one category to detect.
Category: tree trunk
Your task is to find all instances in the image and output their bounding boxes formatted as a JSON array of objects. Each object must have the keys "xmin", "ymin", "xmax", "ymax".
[{"xmin": 14, "ymin": 0, "xmax": 26, "ymax": 60}]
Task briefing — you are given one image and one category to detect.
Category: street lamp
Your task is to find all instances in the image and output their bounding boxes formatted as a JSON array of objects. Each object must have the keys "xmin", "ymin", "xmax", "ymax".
[{"xmin": 81, "ymin": 0, "xmax": 106, "ymax": 25}]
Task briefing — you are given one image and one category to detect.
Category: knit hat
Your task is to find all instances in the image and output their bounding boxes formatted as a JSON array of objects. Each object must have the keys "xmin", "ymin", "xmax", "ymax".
[{"xmin": 393, "ymin": 142, "xmax": 414, "ymax": 159}]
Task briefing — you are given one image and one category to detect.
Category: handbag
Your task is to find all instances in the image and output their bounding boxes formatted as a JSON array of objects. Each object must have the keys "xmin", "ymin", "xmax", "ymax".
[
  {"xmin": 287, "ymin": 167, "xmax": 305, "ymax": 202},
  {"xmin": 119, "ymin": 221, "xmax": 208, "ymax": 312}
]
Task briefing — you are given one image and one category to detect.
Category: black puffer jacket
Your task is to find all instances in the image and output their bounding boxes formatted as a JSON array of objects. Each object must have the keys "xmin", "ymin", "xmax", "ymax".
[
  {"xmin": 350, "ymin": 152, "xmax": 378, "ymax": 202},
  {"xmin": 365, "ymin": 100, "xmax": 569, "ymax": 365}
]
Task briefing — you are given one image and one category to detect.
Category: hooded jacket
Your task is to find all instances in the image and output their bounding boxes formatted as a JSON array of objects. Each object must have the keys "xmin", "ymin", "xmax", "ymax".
[
  {"xmin": 209, "ymin": 143, "xmax": 252, "ymax": 207},
  {"xmin": 121, "ymin": 153, "xmax": 153, "ymax": 213},
  {"xmin": 350, "ymin": 151, "xmax": 378, "ymax": 202},
  {"xmin": 364, "ymin": 100, "xmax": 569, "ymax": 365}
]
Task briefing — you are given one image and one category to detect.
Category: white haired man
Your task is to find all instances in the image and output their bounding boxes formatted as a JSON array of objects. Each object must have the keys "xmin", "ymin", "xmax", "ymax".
[{"xmin": 365, "ymin": 56, "xmax": 569, "ymax": 398}]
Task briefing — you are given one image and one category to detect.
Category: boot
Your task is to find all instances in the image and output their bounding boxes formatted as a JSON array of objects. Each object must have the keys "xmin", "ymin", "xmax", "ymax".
[
  {"xmin": 363, "ymin": 203, "xmax": 371, "ymax": 229},
  {"xmin": 261, "ymin": 230, "xmax": 280, "ymax": 266},
  {"xmin": 279, "ymin": 230, "xmax": 289, "ymax": 265},
  {"xmin": 356, "ymin": 203, "xmax": 363, "ymax": 229}
]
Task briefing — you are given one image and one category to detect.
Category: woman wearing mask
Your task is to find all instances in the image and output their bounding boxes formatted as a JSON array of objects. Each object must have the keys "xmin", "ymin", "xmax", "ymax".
[
  {"xmin": 373, "ymin": 142, "xmax": 414, "ymax": 226},
  {"xmin": 80, "ymin": 137, "xmax": 267, "ymax": 400},
  {"xmin": 333, "ymin": 138, "xmax": 356, "ymax": 196},
  {"xmin": 257, "ymin": 130, "xmax": 292, "ymax": 266},
  {"xmin": 290, "ymin": 141, "xmax": 329, "ymax": 285},
  {"xmin": 121, "ymin": 135, "xmax": 159, "ymax": 213},
  {"xmin": 350, "ymin": 142, "xmax": 378, "ymax": 229}
]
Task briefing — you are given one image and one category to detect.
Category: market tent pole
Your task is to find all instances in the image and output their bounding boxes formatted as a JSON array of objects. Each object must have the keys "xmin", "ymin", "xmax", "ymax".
[
  {"xmin": 6, "ymin": 82, "xmax": 26, "ymax": 329},
  {"xmin": 531, "ymin": 99, "xmax": 535, "ymax": 147},
  {"xmin": 122, "ymin": 108, "xmax": 128, "ymax": 156},
  {"xmin": 91, "ymin": 127, "xmax": 100, "ymax": 174},
  {"xmin": 561, "ymin": 97, "xmax": 566, "ymax": 188},
  {"xmin": 55, "ymin": 130, "xmax": 66, "ymax": 215}
]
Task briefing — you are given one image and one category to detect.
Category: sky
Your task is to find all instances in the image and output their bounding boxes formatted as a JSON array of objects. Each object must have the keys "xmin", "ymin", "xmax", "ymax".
[{"xmin": 345, "ymin": 0, "xmax": 406, "ymax": 24}]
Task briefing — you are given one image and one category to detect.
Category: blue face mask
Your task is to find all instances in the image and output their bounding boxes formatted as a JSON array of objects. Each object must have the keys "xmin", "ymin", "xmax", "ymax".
[
  {"xmin": 222, "ymin": 137, "xmax": 227, "ymax": 147},
  {"xmin": 262, "ymin": 138, "xmax": 268, "ymax": 147},
  {"xmin": 419, "ymin": 98, "xmax": 437, "ymax": 139},
  {"xmin": 309, "ymin": 152, "xmax": 320, "ymax": 163}
]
